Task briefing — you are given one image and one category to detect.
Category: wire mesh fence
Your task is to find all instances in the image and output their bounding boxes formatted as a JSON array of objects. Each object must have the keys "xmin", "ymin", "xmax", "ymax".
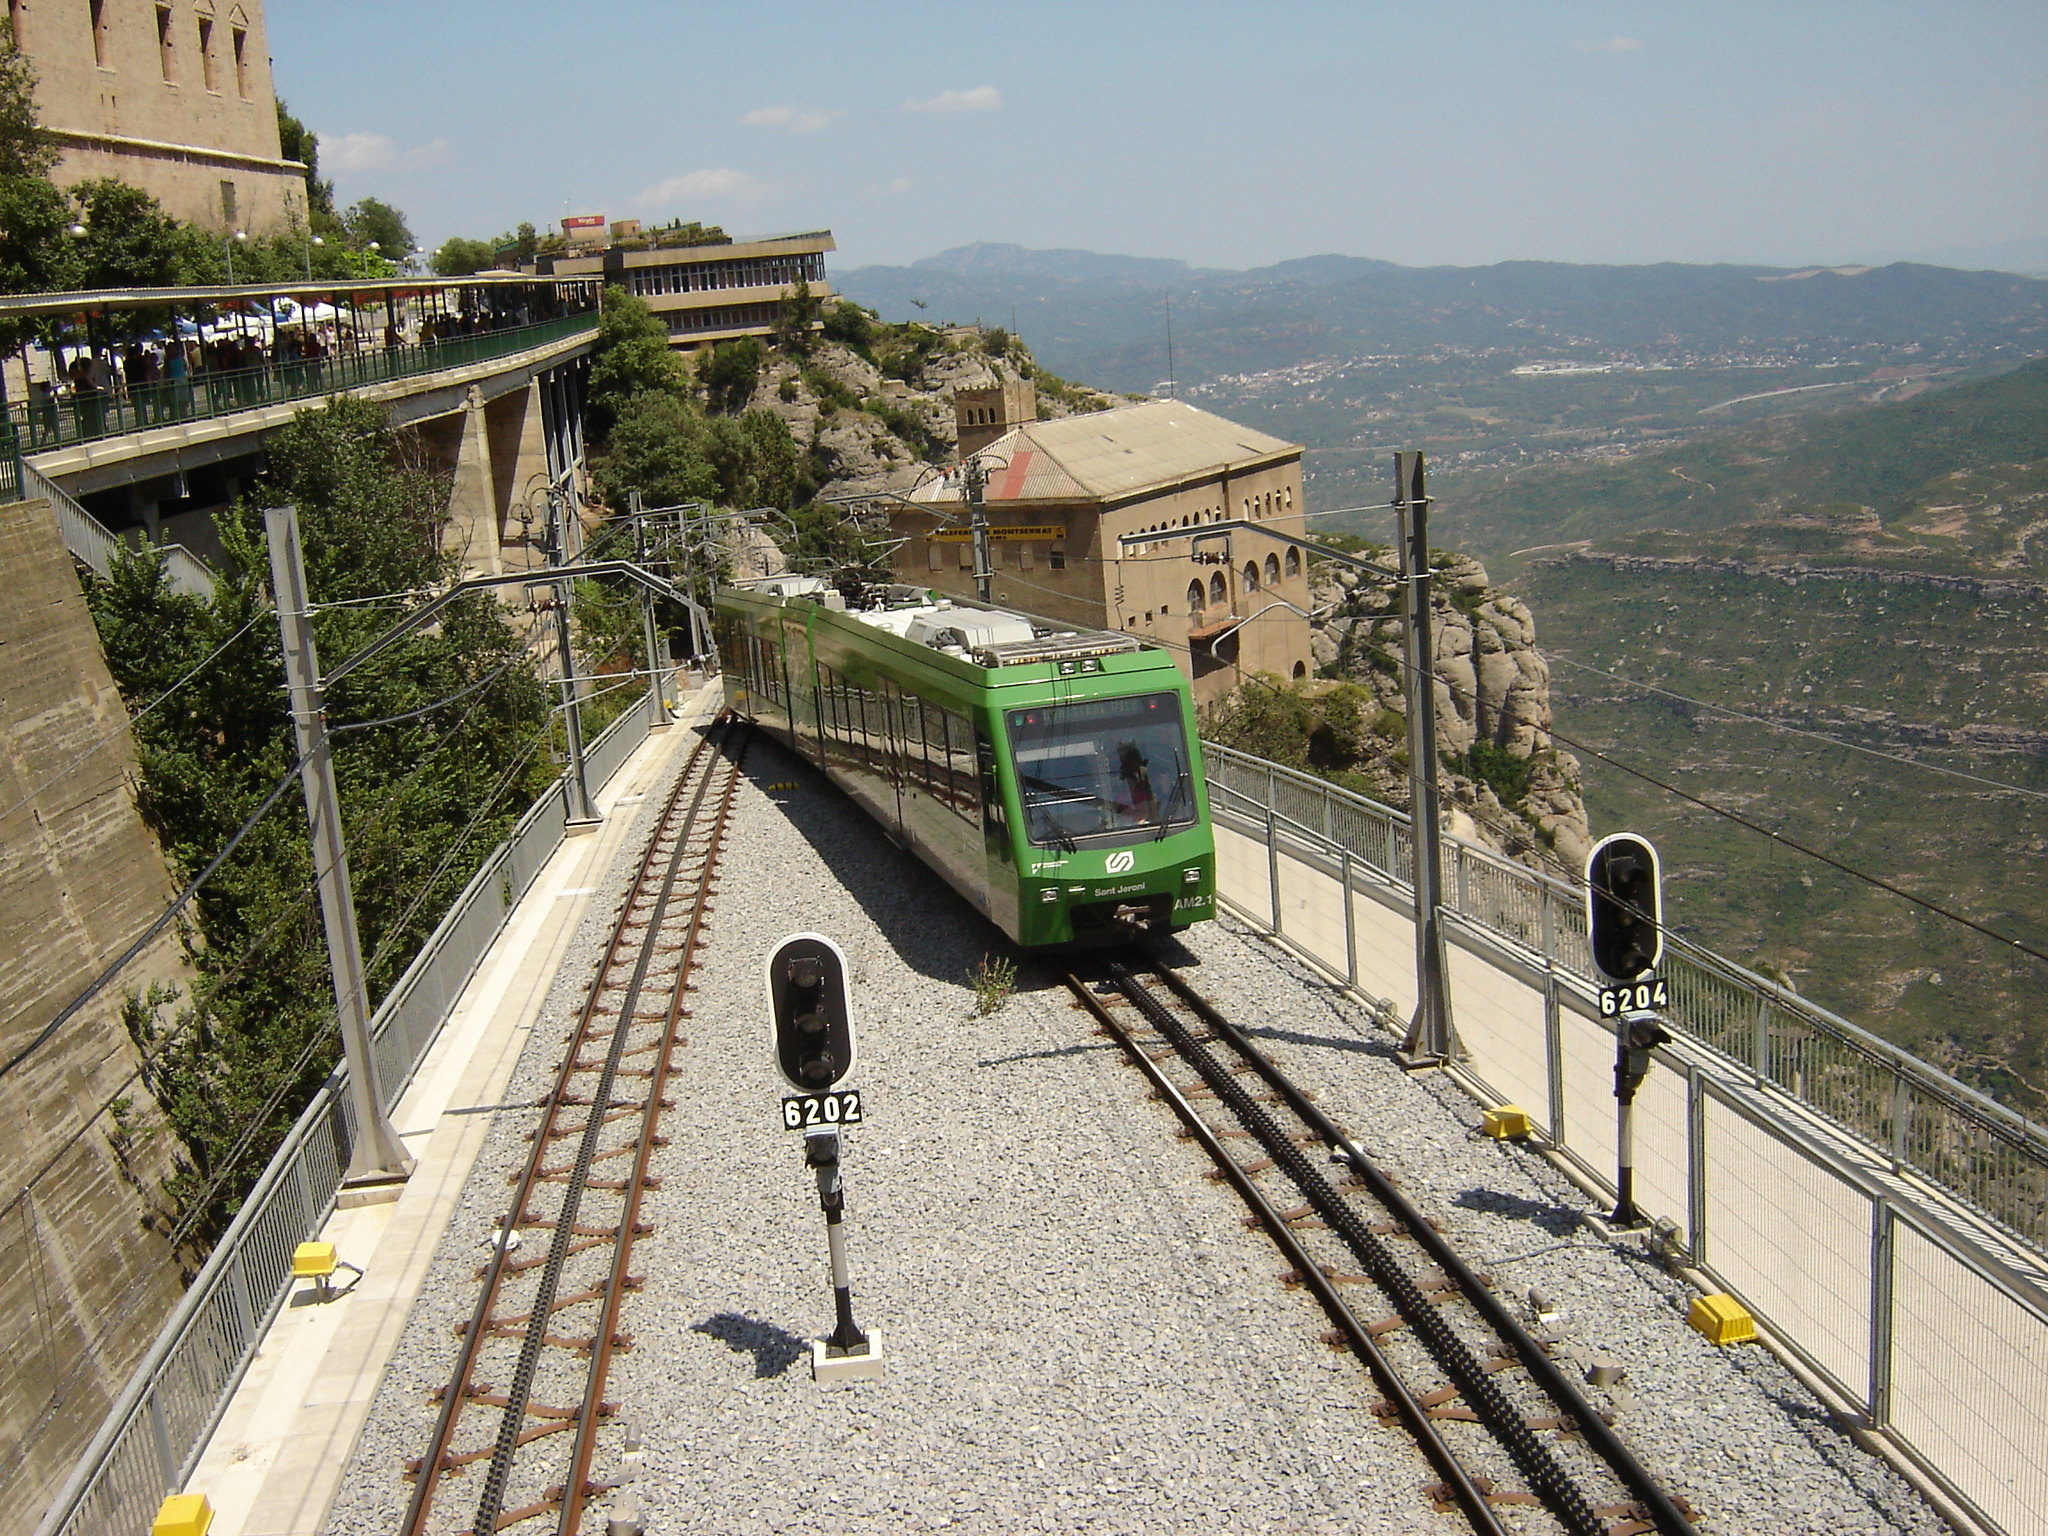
[
  {"xmin": 35, "ymin": 699, "xmax": 659, "ymax": 1536},
  {"xmin": 1203, "ymin": 741, "xmax": 2048, "ymax": 1536}
]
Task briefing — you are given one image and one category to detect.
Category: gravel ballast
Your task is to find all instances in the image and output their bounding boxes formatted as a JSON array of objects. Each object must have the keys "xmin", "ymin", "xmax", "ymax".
[{"xmin": 327, "ymin": 727, "xmax": 1956, "ymax": 1535}]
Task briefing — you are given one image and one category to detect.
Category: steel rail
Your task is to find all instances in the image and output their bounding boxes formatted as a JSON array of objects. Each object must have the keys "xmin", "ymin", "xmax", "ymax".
[
  {"xmin": 400, "ymin": 720, "xmax": 740, "ymax": 1536},
  {"xmin": 470, "ymin": 732, "xmax": 735, "ymax": 1534},
  {"xmin": 1145, "ymin": 962, "xmax": 1702, "ymax": 1536},
  {"xmin": 1064, "ymin": 974, "xmax": 1513, "ymax": 1536},
  {"xmin": 1092, "ymin": 957, "xmax": 1665, "ymax": 1536},
  {"xmin": 555, "ymin": 729, "xmax": 747, "ymax": 1533}
]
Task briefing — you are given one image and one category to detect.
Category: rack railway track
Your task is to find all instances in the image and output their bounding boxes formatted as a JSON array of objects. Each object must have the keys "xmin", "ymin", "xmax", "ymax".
[
  {"xmin": 1066, "ymin": 955, "xmax": 1702, "ymax": 1536},
  {"xmin": 401, "ymin": 717, "xmax": 748, "ymax": 1536}
]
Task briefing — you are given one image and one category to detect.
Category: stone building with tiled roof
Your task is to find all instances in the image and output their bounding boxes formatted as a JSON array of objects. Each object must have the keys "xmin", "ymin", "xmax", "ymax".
[{"xmin": 894, "ymin": 390, "xmax": 1313, "ymax": 707}]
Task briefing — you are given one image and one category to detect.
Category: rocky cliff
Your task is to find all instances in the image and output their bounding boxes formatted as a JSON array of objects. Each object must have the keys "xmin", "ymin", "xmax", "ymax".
[
  {"xmin": 1308, "ymin": 551, "xmax": 1592, "ymax": 870},
  {"xmin": 752, "ymin": 324, "xmax": 1119, "ymax": 503}
]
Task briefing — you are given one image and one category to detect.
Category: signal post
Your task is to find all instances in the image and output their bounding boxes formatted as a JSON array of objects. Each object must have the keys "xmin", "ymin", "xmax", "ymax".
[
  {"xmin": 766, "ymin": 933, "xmax": 883, "ymax": 1383},
  {"xmin": 1585, "ymin": 833, "xmax": 1673, "ymax": 1230}
]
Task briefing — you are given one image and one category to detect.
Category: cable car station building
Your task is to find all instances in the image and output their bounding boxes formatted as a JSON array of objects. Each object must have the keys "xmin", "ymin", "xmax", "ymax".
[{"xmin": 895, "ymin": 391, "xmax": 1314, "ymax": 709}]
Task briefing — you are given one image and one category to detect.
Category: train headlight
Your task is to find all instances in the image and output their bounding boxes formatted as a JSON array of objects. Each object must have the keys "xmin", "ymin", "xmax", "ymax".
[
  {"xmin": 1182, "ymin": 867, "xmax": 1202, "ymax": 884},
  {"xmin": 1039, "ymin": 888, "xmax": 1060, "ymax": 904}
]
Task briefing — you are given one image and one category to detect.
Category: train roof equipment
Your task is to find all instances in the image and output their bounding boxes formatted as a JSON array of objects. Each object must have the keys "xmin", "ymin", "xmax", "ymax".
[{"xmin": 727, "ymin": 578, "xmax": 1149, "ymax": 672}]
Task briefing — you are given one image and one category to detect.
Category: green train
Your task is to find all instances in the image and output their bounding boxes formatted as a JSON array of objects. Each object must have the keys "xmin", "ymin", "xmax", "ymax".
[{"xmin": 715, "ymin": 578, "xmax": 1215, "ymax": 949}]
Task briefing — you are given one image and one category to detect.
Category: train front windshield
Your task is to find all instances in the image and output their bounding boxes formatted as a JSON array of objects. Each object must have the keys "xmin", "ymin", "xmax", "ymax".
[{"xmin": 1006, "ymin": 692, "xmax": 1196, "ymax": 849}]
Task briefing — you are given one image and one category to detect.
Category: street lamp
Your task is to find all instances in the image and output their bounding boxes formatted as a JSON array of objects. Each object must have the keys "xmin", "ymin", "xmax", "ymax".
[
  {"xmin": 304, "ymin": 233, "xmax": 324, "ymax": 282},
  {"xmin": 225, "ymin": 227, "xmax": 246, "ymax": 284}
]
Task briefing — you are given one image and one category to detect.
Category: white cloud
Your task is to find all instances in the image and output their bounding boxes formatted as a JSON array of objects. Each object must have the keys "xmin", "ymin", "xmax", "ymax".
[
  {"xmin": 901, "ymin": 85, "xmax": 1002, "ymax": 114},
  {"xmin": 636, "ymin": 167, "xmax": 767, "ymax": 207},
  {"xmin": 1574, "ymin": 36, "xmax": 1644, "ymax": 54},
  {"xmin": 742, "ymin": 104, "xmax": 838, "ymax": 132},
  {"xmin": 320, "ymin": 130, "xmax": 448, "ymax": 173}
]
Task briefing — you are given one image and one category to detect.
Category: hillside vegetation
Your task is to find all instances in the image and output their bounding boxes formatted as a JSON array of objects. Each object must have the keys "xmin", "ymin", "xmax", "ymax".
[
  {"xmin": 1445, "ymin": 356, "xmax": 2048, "ymax": 560},
  {"xmin": 1487, "ymin": 363, "xmax": 2048, "ymax": 1111}
]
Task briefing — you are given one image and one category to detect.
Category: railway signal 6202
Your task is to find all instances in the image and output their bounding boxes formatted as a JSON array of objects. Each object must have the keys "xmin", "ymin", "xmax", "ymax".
[{"xmin": 766, "ymin": 932, "xmax": 857, "ymax": 1092}]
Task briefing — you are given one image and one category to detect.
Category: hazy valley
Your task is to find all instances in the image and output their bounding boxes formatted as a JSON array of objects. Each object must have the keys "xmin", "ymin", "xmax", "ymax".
[{"xmin": 844, "ymin": 249, "xmax": 2048, "ymax": 1108}]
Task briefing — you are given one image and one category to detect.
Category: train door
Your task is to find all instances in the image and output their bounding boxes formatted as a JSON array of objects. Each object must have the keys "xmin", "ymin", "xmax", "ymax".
[
  {"xmin": 976, "ymin": 723, "xmax": 1018, "ymax": 935},
  {"xmin": 876, "ymin": 677, "xmax": 908, "ymax": 840},
  {"xmin": 782, "ymin": 609, "xmax": 825, "ymax": 766}
]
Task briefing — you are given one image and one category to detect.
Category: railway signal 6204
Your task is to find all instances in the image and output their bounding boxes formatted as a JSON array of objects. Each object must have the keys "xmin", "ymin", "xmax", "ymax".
[{"xmin": 1585, "ymin": 832, "xmax": 1664, "ymax": 984}]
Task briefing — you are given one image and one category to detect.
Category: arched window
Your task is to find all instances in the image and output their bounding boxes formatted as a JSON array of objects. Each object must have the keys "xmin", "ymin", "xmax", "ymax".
[
  {"xmin": 1264, "ymin": 553, "xmax": 1280, "ymax": 586},
  {"xmin": 1187, "ymin": 579, "xmax": 1206, "ymax": 612},
  {"xmin": 1284, "ymin": 547, "xmax": 1301, "ymax": 579},
  {"xmin": 1243, "ymin": 560, "xmax": 1261, "ymax": 593},
  {"xmin": 1292, "ymin": 660, "xmax": 1307, "ymax": 680},
  {"xmin": 1209, "ymin": 572, "xmax": 1227, "ymax": 607}
]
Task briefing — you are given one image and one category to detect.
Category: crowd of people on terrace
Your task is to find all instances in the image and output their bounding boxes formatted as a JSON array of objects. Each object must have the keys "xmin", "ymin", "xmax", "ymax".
[{"xmin": 12, "ymin": 286, "xmax": 588, "ymax": 445}]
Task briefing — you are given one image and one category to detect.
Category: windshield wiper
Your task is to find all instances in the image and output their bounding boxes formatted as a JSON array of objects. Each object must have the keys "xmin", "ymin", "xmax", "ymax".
[
  {"xmin": 1153, "ymin": 755, "xmax": 1191, "ymax": 840},
  {"xmin": 1029, "ymin": 808, "xmax": 1077, "ymax": 853}
]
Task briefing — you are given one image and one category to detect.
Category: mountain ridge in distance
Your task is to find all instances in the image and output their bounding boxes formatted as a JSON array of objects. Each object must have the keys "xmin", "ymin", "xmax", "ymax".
[{"xmin": 840, "ymin": 245, "xmax": 2048, "ymax": 395}]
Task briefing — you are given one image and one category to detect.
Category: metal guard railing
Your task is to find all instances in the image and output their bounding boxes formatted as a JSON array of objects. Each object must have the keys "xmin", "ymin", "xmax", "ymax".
[
  {"xmin": 1201, "ymin": 742, "xmax": 2048, "ymax": 1254},
  {"xmin": 9, "ymin": 312, "xmax": 597, "ymax": 457},
  {"xmin": 19, "ymin": 460, "xmax": 216, "ymax": 599}
]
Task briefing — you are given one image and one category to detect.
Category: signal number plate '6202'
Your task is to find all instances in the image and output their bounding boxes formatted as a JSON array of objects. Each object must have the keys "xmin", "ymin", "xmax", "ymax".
[{"xmin": 782, "ymin": 1090, "xmax": 864, "ymax": 1130}]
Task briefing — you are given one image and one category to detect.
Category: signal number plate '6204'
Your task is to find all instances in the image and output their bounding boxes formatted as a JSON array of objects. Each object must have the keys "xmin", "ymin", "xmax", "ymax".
[
  {"xmin": 781, "ymin": 1090, "xmax": 865, "ymax": 1130},
  {"xmin": 1597, "ymin": 978, "xmax": 1669, "ymax": 1018}
]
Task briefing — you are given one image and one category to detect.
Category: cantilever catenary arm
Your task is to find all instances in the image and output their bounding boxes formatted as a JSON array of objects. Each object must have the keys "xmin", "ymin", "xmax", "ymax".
[{"xmin": 321, "ymin": 560, "xmax": 690, "ymax": 685}]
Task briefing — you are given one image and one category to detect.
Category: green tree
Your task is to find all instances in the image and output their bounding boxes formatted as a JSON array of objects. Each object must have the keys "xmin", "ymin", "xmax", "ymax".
[
  {"xmin": 0, "ymin": 15, "xmax": 55, "ymax": 179},
  {"xmin": 92, "ymin": 396, "xmax": 549, "ymax": 1239},
  {"xmin": 771, "ymin": 278, "xmax": 822, "ymax": 356},
  {"xmin": 819, "ymin": 298, "xmax": 878, "ymax": 361},
  {"xmin": 585, "ymin": 287, "xmax": 688, "ymax": 442},
  {"xmin": 593, "ymin": 392, "xmax": 720, "ymax": 508},
  {"xmin": 431, "ymin": 235, "xmax": 496, "ymax": 276},
  {"xmin": 594, "ymin": 397, "xmax": 811, "ymax": 514},
  {"xmin": 58, "ymin": 178, "xmax": 216, "ymax": 290},
  {"xmin": 497, "ymin": 221, "xmax": 538, "ymax": 267},
  {"xmin": 0, "ymin": 17, "xmax": 67, "ymax": 339},
  {"xmin": 273, "ymin": 98, "xmax": 340, "ymax": 237},
  {"xmin": 698, "ymin": 335, "xmax": 766, "ymax": 413},
  {"xmin": 342, "ymin": 195, "xmax": 414, "ymax": 262}
]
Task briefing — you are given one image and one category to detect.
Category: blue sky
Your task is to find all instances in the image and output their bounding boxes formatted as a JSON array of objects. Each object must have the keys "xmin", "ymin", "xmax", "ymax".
[{"xmin": 266, "ymin": 0, "xmax": 2048, "ymax": 273}]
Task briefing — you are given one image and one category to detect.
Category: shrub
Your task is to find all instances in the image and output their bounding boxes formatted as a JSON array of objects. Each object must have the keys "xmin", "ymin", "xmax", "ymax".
[
  {"xmin": 700, "ymin": 335, "xmax": 767, "ymax": 413},
  {"xmin": 970, "ymin": 954, "xmax": 1018, "ymax": 1016}
]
